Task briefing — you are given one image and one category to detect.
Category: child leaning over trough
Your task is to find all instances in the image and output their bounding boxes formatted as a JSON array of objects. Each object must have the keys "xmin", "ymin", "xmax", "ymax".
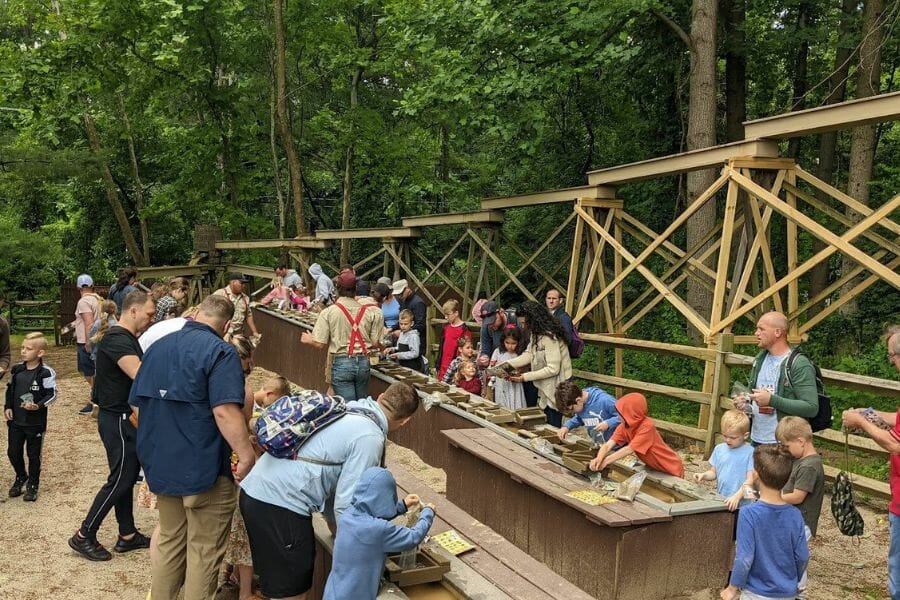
[
  {"xmin": 4, "ymin": 332, "xmax": 57, "ymax": 502},
  {"xmin": 589, "ymin": 392, "xmax": 684, "ymax": 477},
  {"xmin": 490, "ymin": 329, "xmax": 526, "ymax": 410},
  {"xmin": 721, "ymin": 445, "xmax": 809, "ymax": 600},
  {"xmin": 555, "ymin": 380, "xmax": 620, "ymax": 445},
  {"xmin": 225, "ymin": 373, "xmax": 292, "ymax": 600},
  {"xmin": 323, "ymin": 466, "xmax": 435, "ymax": 600},
  {"xmin": 776, "ymin": 416, "xmax": 824, "ymax": 600},
  {"xmin": 693, "ymin": 410, "xmax": 755, "ymax": 511},
  {"xmin": 442, "ymin": 337, "xmax": 479, "ymax": 385},
  {"xmin": 385, "ymin": 309, "xmax": 424, "ymax": 372}
]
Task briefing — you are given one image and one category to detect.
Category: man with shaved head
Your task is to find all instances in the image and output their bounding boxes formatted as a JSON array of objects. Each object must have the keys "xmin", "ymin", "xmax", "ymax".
[{"xmin": 741, "ymin": 311, "xmax": 818, "ymax": 445}]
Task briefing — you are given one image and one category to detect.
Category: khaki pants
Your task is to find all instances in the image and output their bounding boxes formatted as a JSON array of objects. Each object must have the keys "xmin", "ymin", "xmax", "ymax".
[{"xmin": 152, "ymin": 476, "xmax": 237, "ymax": 600}]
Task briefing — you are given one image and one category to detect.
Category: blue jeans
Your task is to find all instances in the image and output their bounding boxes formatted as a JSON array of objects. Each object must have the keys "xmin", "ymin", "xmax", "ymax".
[
  {"xmin": 331, "ymin": 356, "xmax": 370, "ymax": 402},
  {"xmin": 890, "ymin": 513, "xmax": 900, "ymax": 599}
]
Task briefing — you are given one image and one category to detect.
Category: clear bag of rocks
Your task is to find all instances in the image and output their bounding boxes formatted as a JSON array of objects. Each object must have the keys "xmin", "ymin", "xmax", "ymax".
[{"xmin": 615, "ymin": 471, "xmax": 647, "ymax": 502}]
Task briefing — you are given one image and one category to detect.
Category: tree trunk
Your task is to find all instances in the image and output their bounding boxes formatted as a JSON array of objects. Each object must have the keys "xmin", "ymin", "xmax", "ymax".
[
  {"xmin": 808, "ymin": 0, "xmax": 858, "ymax": 307},
  {"xmin": 840, "ymin": 0, "xmax": 884, "ymax": 316},
  {"xmin": 270, "ymin": 81, "xmax": 286, "ymax": 242},
  {"xmin": 273, "ymin": 0, "xmax": 306, "ymax": 236},
  {"xmin": 721, "ymin": 0, "xmax": 746, "ymax": 142},
  {"xmin": 340, "ymin": 66, "xmax": 363, "ymax": 266},
  {"xmin": 83, "ymin": 110, "xmax": 146, "ymax": 266},
  {"xmin": 685, "ymin": 0, "xmax": 719, "ymax": 333},
  {"xmin": 787, "ymin": 2, "xmax": 812, "ymax": 158},
  {"xmin": 117, "ymin": 95, "xmax": 150, "ymax": 264}
]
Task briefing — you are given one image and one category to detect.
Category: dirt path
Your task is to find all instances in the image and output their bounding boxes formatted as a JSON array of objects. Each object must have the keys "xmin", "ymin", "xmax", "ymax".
[{"xmin": 0, "ymin": 343, "xmax": 892, "ymax": 598}]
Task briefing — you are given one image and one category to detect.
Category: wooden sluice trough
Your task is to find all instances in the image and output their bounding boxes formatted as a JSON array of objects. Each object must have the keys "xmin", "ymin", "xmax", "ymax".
[{"xmin": 252, "ymin": 306, "xmax": 735, "ymax": 599}]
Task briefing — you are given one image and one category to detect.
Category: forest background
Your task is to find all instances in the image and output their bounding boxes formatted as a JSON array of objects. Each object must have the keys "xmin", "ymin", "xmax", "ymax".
[{"xmin": 0, "ymin": 0, "xmax": 898, "ymax": 462}]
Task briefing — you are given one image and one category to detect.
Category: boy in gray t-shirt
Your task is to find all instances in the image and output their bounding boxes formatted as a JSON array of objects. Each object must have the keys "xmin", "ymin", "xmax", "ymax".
[{"xmin": 776, "ymin": 416, "xmax": 825, "ymax": 599}]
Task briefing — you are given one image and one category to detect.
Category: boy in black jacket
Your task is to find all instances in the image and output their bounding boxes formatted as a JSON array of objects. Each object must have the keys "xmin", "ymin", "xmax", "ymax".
[{"xmin": 4, "ymin": 332, "xmax": 57, "ymax": 501}]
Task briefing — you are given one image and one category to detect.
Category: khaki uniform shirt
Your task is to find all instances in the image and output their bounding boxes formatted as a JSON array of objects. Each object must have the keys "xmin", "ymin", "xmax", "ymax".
[
  {"xmin": 214, "ymin": 288, "xmax": 250, "ymax": 336},
  {"xmin": 312, "ymin": 297, "xmax": 384, "ymax": 356}
]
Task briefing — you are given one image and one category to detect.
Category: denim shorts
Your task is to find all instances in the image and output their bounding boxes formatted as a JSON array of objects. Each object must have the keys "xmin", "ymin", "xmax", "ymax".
[{"xmin": 76, "ymin": 343, "xmax": 96, "ymax": 376}]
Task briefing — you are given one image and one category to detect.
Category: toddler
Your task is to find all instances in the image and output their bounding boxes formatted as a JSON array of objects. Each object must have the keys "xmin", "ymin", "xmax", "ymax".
[
  {"xmin": 4, "ymin": 332, "xmax": 57, "ymax": 501},
  {"xmin": 555, "ymin": 380, "xmax": 620, "ymax": 445},
  {"xmin": 324, "ymin": 467, "xmax": 435, "ymax": 600},
  {"xmin": 721, "ymin": 445, "xmax": 808, "ymax": 600},
  {"xmin": 442, "ymin": 337, "xmax": 479, "ymax": 385},
  {"xmin": 490, "ymin": 329, "xmax": 525, "ymax": 409},
  {"xmin": 454, "ymin": 360, "xmax": 482, "ymax": 397},
  {"xmin": 776, "ymin": 416, "xmax": 824, "ymax": 600},
  {"xmin": 693, "ymin": 410, "xmax": 754, "ymax": 511},
  {"xmin": 589, "ymin": 392, "xmax": 684, "ymax": 477}
]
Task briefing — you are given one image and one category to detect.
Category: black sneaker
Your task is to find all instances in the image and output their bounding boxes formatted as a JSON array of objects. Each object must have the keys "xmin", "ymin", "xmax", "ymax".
[
  {"xmin": 113, "ymin": 531, "xmax": 151, "ymax": 553},
  {"xmin": 8, "ymin": 476, "xmax": 26, "ymax": 498},
  {"xmin": 68, "ymin": 532, "xmax": 112, "ymax": 561},
  {"xmin": 78, "ymin": 403, "xmax": 94, "ymax": 415},
  {"xmin": 23, "ymin": 484, "xmax": 37, "ymax": 502}
]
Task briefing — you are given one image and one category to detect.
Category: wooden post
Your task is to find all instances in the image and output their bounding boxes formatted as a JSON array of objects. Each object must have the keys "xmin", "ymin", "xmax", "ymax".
[
  {"xmin": 784, "ymin": 169, "xmax": 800, "ymax": 340},
  {"xmin": 703, "ymin": 333, "xmax": 734, "ymax": 458},
  {"xmin": 566, "ymin": 211, "xmax": 584, "ymax": 317},
  {"xmin": 612, "ymin": 209, "xmax": 623, "ymax": 391},
  {"xmin": 425, "ymin": 304, "xmax": 437, "ymax": 371},
  {"xmin": 462, "ymin": 234, "xmax": 476, "ymax": 317},
  {"xmin": 54, "ymin": 301, "xmax": 60, "ymax": 346}
]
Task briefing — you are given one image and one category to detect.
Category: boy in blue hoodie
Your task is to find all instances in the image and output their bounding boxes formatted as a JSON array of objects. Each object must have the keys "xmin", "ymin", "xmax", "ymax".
[
  {"xmin": 555, "ymin": 380, "xmax": 620, "ymax": 445},
  {"xmin": 324, "ymin": 467, "xmax": 435, "ymax": 600}
]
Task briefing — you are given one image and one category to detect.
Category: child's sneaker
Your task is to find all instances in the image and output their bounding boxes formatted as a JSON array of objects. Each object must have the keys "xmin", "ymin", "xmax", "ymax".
[
  {"xmin": 23, "ymin": 484, "xmax": 38, "ymax": 502},
  {"xmin": 8, "ymin": 476, "xmax": 26, "ymax": 498}
]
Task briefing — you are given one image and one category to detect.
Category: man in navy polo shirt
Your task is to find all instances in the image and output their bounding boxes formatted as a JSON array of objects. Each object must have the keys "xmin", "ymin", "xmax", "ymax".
[{"xmin": 130, "ymin": 294, "xmax": 255, "ymax": 600}]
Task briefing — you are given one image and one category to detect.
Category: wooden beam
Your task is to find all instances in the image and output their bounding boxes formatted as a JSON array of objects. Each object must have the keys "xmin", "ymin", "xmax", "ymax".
[
  {"xmin": 382, "ymin": 245, "xmax": 442, "ymax": 309},
  {"xmin": 215, "ymin": 237, "xmax": 329, "ymax": 250},
  {"xmin": 492, "ymin": 212, "xmax": 575, "ymax": 301},
  {"xmin": 315, "ymin": 227, "xmax": 421, "ymax": 240},
  {"xmin": 710, "ymin": 181, "xmax": 740, "ymax": 328},
  {"xmin": 799, "ymin": 254, "xmax": 900, "ymax": 335},
  {"xmin": 743, "ymin": 91, "xmax": 900, "ymax": 139},
  {"xmin": 401, "ymin": 210, "xmax": 504, "ymax": 227},
  {"xmin": 586, "ymin": 139, "xmax": 779, "ymax": 185},
  {"xmin": 410, "ymin": 245, "xmax": 467, "ymax": 300},
  {"xmin": 575, "ymin": 170, "xmax": 731, "ymax": 324},
  {"xmin": 710, "ymin": 186, "xmax": 900, "ymax": 334},
  {"xmin": 729, "ymin": 170, "xmax": 900, "ymax": 288},
  {"xmin": 499, "ymin": 232, "xmax": 567, "ymax": 296},
  {"xmin": 579, "ymin": 333, "xmax": 716, "ymax": 361},
  {"xmin": 226, "ymin": 264, "xmax": 277, "ymax": 280},
  {"xmin": 466, "ymin": 228, "xmax": 537, "ymax": 302},
  {"xmin": 795, "ymin": 166, "xmax": 900, "ymax": 237},
  {"xmin": 136, "ymin": 265, "xmax": 205, "ymax": 279},
  {"xmin": 572, "ymin": 369, "xmax": 712, "ymax": 405},
  {"xmin": 574, "ymin": 205, "xmax": 711, "ymax": 336},
  {"xmin": 481, "ymin": 184, "xmax": 616, "ymax": 210}
]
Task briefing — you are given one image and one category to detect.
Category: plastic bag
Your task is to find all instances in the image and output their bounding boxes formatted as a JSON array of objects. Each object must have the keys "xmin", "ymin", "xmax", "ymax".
[
  {"xmin": 422, "ymin": 393, "xmax": 440, "ymax": 413},
  {"xmin": 398, "ymin": 504, "xmax": 422, "ymax": 568},
  {"xmin": 731, "ymin": 381, "xmax": 752, "ymax": 415},
  {"xmin": 615, "ymin": 471, "xmax": 647, "ymax": 502},
  {"xmin": 588, "ymin": 472, "xmax": 605, "ymax": 489},
  {"xmin": 529, "ymin": 438, "xmax": 554, "ymax": 455}
]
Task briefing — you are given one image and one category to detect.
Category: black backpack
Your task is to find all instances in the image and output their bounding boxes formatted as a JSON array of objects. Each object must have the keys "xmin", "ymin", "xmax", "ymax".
[{"xmin": 784, "ymin": 348, "xmax": 832, "ymax": 432}]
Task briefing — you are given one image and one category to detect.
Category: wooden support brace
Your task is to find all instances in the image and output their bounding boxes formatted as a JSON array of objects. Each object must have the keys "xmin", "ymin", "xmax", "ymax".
[
  {"xmin": 383, "ymin": 245, "xmax": 442, "ymax": 309},
  {"xmin": 466, "ymin": 228, "xmax": 537, "ymax": 302}
]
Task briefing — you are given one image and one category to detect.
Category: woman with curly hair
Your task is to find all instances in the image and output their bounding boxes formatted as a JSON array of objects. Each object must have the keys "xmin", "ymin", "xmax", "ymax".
[{"xmin": 498, "ymin": 301, "xmax": 572, "ymax": 426}]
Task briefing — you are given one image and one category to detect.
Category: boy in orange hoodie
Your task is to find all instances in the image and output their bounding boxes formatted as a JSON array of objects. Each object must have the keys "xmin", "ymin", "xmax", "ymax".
[{"xmin": 589, "ymin": 392, "xmax": 684, "ymax": 477}]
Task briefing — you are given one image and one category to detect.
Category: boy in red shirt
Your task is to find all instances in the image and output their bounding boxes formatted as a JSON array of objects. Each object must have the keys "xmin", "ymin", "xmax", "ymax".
[
  {"xmin": 436, "ymin": 299, "xmax": 470, "ymax": 380},
  {"xmin": 589, "ymin": 392, "xmax": 684, "ymax": 477}
]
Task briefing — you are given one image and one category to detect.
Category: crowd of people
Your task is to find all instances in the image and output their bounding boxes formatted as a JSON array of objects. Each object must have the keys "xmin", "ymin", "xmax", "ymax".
[{"xmin": 1, "ymin": 264, "xmax": 898, "ymax": 600}]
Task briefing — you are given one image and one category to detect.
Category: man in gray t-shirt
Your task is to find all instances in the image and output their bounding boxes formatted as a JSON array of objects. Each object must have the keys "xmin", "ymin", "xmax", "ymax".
[{"xmin": 751, "ymin": 352, "xmax": 788, "ymax": 444}]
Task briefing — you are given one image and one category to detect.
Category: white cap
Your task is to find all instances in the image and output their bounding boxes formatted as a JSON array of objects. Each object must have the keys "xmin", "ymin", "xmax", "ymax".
[
  {"xmin": 391, "ymin": 279, "xmax": 408, "ymax": 296},
  {"xmin": 77, "ymin": 274, "xmax": 94, "ymax": 288}
]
